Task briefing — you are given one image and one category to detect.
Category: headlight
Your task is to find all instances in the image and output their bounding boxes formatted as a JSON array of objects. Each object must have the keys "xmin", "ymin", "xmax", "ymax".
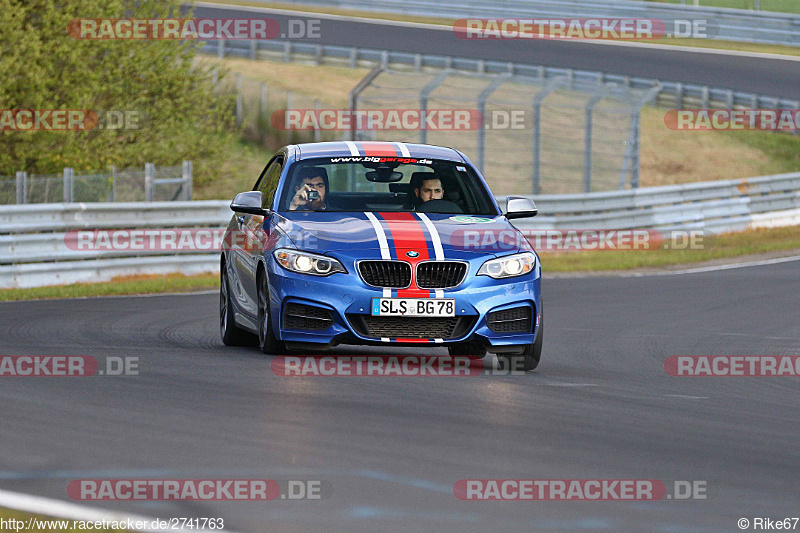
[
  {"xmin": 477, "ymin": 252, "xmax": 536, "ymax": 279},
  {"xmin": 273, "ymin": 249, "xmax": 346, "ymax": 276}
]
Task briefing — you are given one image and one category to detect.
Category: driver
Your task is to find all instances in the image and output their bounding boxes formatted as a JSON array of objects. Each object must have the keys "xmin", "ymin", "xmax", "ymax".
[
  {"xmin": 289, "ymin": 167, "xmax": 328, "ymax": 211},
  {"xmin": 415, "ymin": 177, "xmax": 444, "ymax": 204}
]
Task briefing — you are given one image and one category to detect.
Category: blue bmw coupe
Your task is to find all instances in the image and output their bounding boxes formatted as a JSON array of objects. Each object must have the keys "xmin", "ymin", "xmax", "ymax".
[{"xmin": 220, "ymin": 141, "xmax": 543, "ymax": 370}]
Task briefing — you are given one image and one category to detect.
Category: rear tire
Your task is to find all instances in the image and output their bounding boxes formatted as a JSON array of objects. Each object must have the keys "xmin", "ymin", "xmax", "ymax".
[
  {"xmin": 497, "ymin": 306, "xmax": 543, "ymax": 372},
  {"xmin": 220, "ymin": 264, "xmax": 255, "ymax": 346},
  {"xmin": 257, "ymin": 270, "xmax": 287, "ymax": 355}
]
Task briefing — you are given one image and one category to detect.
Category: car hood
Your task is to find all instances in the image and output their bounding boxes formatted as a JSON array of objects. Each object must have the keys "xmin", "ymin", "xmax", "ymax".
[{"xmin": 275, "ymin": 211, "xmax": 529, "ymax": 260}]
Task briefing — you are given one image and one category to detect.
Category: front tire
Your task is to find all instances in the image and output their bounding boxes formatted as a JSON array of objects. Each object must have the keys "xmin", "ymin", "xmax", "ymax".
[
  {"xmin": 497, "ymin": 307, "xmax": 543, "ymax": 372},
  {"xmin": 220, "ymin": 264, "xmax": 255, "ymax": 346},
  {"xmin": 257, "ymin": 270, "xmax": 287, "ymax": 355}
]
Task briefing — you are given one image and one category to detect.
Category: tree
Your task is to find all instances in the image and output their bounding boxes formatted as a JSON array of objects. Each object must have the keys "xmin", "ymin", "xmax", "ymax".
[{"xmin": 0, "ymin": 0, "xmax": 235, "ymax": 175}]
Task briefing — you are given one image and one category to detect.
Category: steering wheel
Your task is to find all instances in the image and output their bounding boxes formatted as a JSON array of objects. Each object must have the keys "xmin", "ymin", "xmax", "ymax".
[{"xmin": 416, "ymin": 199, "xmax": 463, "ymax": 214}]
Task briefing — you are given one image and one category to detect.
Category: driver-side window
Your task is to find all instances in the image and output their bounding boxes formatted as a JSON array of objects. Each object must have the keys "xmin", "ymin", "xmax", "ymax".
[{"xmin": 254, "ymin": 156, "xmax": 284, "ymax": 210}]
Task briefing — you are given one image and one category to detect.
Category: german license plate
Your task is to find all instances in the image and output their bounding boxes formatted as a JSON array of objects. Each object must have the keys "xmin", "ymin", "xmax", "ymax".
[{"xmin": 371, "ymin": 298, "xmax": 455, "ymax": 317}]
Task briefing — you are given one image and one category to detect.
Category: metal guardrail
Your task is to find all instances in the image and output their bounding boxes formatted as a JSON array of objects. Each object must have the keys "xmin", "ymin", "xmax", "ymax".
[
  {"xmin": 2, "ymin": 172, "xmax": 799, "ymax": 288},
  {"xmin": 268, "ymin": 0, "xmax": 800, "ymax": 46},
  {"xmin": 201, "ymin": 39, "xmax": 800, "ymax": 112}
]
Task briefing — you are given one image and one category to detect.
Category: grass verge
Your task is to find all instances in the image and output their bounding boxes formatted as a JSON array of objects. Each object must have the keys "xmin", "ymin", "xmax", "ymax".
[
  {"xmin": 541, "ymin": 225, "xmax": 800, "ymax": 272},
  {"xmin": 0, "ymin": 273, "xmax": 218, "ymax": 302}
]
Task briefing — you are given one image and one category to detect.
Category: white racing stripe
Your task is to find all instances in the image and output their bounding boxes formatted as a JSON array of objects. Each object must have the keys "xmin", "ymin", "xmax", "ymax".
[
  {"xmin": 434, "ymin": 289, "xmax": 444, "ymax": 299},
  {"xmin": 365, "ymin": 212, "xmax": 391, "ymax": 260},
  {"xmin": 381, "ymin": 337, "xmax": 391, "ymax": 343},
  {"xmin": 344, "ymin": 140, "xmax": 360, "ymax": 156},
  {"xmin": 365, "ymin": 211, "xmax": 393, "ymax": 298},
  {"xmin": 395, "ymin": 142, "xmax": 411, "ymax": 157},
  {"xmin": 415, "ymin": 213, "xmax": 444, "ymax": 260}
]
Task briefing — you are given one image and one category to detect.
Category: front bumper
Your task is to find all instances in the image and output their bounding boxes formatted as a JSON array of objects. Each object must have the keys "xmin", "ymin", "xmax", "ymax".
[{"xmin": 266, "ymin": 256, "xmax": 541, "ymax": 351}]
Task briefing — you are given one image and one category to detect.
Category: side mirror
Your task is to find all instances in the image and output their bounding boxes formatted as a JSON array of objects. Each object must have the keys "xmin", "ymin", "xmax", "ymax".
[
  {"xmin": 230, "ymin": 191, "xmax": 268, "ymax": 216},
  {"xmin": 505, "ymin": 196, "xmax": 538, "ymax": 220}
]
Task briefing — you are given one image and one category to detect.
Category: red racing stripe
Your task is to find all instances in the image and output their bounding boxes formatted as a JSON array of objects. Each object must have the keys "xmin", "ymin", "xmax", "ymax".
[
  {"xmin": 377, "ymin": 212, "xmax": 430, "ymax": 298},
  {"xmin": 359, "ymin": 141, "xmax": 400, "ymax": 157}
]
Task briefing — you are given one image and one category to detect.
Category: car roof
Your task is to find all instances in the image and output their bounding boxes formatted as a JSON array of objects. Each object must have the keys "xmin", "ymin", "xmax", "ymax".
[{"xmin": 294, "ymin": 141, "xmax": 465, "ymax": 162}]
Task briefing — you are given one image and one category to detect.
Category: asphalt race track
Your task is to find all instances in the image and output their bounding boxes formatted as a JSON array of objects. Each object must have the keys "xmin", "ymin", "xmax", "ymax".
[
  {"xmin": 194, "ymin": 4, "xmax": 800, "ymax": 100},
  {"xmin": 1, "ymin": 259, "xmax": 799, "ymax": 531}
]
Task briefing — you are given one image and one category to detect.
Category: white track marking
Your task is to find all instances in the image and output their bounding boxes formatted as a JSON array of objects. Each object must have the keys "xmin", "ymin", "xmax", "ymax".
[{"xmin": 550, "ymin": 254, "xmax": 800, "ymax": 279}]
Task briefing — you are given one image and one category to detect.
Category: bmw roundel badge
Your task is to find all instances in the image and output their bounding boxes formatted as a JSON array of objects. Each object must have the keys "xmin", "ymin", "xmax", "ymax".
[{"xmin": 406, "ymin": 251, "xmax": 420, "ymax": 258}]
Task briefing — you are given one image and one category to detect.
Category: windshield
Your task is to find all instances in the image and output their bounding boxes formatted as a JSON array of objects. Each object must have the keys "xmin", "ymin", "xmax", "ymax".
[{"xmin": 278, "ymin": 157, "xmax": 498, "ymax": 215}]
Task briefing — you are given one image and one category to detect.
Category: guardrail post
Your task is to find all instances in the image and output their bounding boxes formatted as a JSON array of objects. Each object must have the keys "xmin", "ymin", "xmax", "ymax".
[
  {"xmin": 284, "ymin": 41, "xmax": 291, "ymax": 62},
  {"xmin": 63, "ymin": 167, "xmax": 74, "ymax": 203},
  {"xmin": 349, "ymin": 48, "xmax": 357, "ymax": 68},
  {"xmin": 182, "ymin": 161, "xmax": 193, "ymax": 200},
  {"xmin": 249, "ymin": 40, "xmax": 257, "ymax": 60},
  {"xmin": 314, "ymin": 45, "xmax": 322, "ymax": 66},
  {"xmin": 15, "ymin": 171, "xmax": 26, "ymax": 204},
  {"xmin": 419, "ymin": 69, "xmax": 451, "ymax": 144},
  {"xmin": 235, "ymin": 73, "xmax": 243, "ymax": 127},
  {"xmin": 675, "ymin": 82, "xmax": 684, "ymax": 109},
  {"xmin": 476, "ymin": 74, "xmax": 510, "ymax": 175},
  {"xmin": 217, "ymin": 39, "xmax": 225, "ymax": 59},
  {"xmin": 145, "ymin": 163, "xmax": 155, "ymax": 202}
]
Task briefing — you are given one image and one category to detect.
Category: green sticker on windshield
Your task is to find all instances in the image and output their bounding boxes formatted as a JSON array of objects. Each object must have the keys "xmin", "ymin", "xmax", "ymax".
[{"xmin": 449, "ymin": 215, "xmax": 493, "ymax": 223}]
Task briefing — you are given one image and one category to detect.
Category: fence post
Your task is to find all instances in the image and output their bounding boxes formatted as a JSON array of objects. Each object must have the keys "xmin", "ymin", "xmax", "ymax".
[
  {"xmin": 314, "ymin": 100, "xmax": 321, "ymax": 143},
  {"xmin": 584, "ymin": 92, "xmax": 605, "ymax": 194},
  {"xmin": 15, "ymin": 171, "xmax": 26, "ymax": 204},
  {"xmin": 476, "ymin": 74, "xmax": 510, "ymax": 175},
  {"xmin": 285, "ymin": 90, "xmax": 293, "ymax": 143},
  {"xmin": 235, "ymin": 73, "xmax": 243, "ymax": 127},
  {"xmin": 110, "ymin": 165, "xmax": 117, "ymax": 201},
  {"xmin": 182, "ymin": 160, "xmax": 193, "ymax": 200},
  {"xmin": 419, "ymin": 69, "xmax": 450, "ymax": 144},
  {"xmin": 347, "ymin": 64, "xmax": 384, "ymax": 142},
  {"xmin": 63, "ymin": 167, "xmax": 74, "ymax": 202},
  {"xmin": 144, "ymin": 163, "xmax": 155, "ymax": 202}
]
